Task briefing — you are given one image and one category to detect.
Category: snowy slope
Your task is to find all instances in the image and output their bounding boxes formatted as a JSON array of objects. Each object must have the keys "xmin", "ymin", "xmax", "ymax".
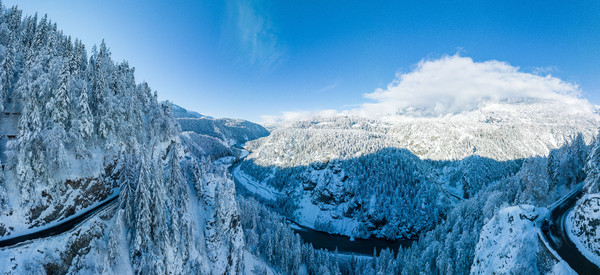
[
  {"xmin": 471, "ymin": 205, "xmax": 545, "ymax": 273},
  {"xmin": 251, "ymin": 100, "xmax": 598, "ymax": 166},
  {"xmin": 180, "ymin": 131, "xmax": 233, "ymax": 160},
  {"xmin": 173, "ymin": 104, "xmax": 269, "ymax": 147},
  {"xmin": 566, "ymin": 194, "xmax": 600, "ymax": 266},
  {"xmin": 238, "ymin": 100, "xmax": 599, "ymax": 239},
  {"xmin": 168, "ymin": 102, "xmax": 211, "ymax": 119},
  {"xmin": 471, "ymin": 205, "xmax": 574, "ymax": 274},
  {"xmin": 0, "ymin": 7, "xmax": 245, "ymax": 274}
]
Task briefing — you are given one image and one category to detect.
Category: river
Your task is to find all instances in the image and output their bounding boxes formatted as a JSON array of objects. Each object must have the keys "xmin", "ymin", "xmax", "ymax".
[
  {"xmin": 229, "ymin": 157, "xmax": 414, "ymax": 256},
  {"xmin": 289, "ymin": 221, "xmax": 414, "ymax": 256}
]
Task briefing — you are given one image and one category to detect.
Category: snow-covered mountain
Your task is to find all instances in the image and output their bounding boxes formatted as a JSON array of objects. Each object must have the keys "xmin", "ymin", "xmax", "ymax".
[
  {"xmin": 237, "ymin": 99, "xmax": 599, "ymax": 240},
  {"xmin": 178, "ymin": 116, "xmax": 269, "ymax": 147},
  {"xmin": 232, "ymin": 99, "xmax": 600, "ymax": 273},
  {"xmin": 249, "ymin": 100, "xmax": 598, "ymax": 164},
  {"xmin": 167, "ymin": 102, "xmax": 211, "ymax": 119},
  {"xmin": 2, "ymin": 2, "xmax": 600, "ymax": 274},
  {"xmin": 169, "ymin": 103, "xmax": 269, "ymax": 148},
  {"xmin": 0, "ymin": 6, "xmax": 244, "ymax": 274},
  {"xmin": 172, "ymin": 103, "xmax": 269, "ymax": 163}
]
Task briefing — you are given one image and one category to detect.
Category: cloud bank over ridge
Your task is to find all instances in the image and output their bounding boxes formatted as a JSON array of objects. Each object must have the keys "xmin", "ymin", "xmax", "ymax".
[
  {"xmin": 263, "ymin": 55, "xmax": 593, "ymax": 123},
  {"xmin": 352, "ymin": 55, "xmax": 589, "ymax": 118}
]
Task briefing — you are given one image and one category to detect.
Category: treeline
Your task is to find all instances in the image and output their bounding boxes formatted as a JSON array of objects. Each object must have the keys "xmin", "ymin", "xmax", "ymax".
[
  {"xmin": 239, "ymin": 196, "xmax": 402, "ymax": 275},
  {"xmin": 242, "ymin": 134, "xmax": 593, "ymax": 274},
  {"xmin": 0, "ymin": 4, "xmax": 178, "ymax": 208},
  {"xmin": 0, "ymin": 4, "xmax": 246, "ymax": 274}
]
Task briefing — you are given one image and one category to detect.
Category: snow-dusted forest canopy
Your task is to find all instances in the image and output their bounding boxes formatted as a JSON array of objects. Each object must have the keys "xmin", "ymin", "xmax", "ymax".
[
  {"xmin": 238, "ymin": 126, "xmax": 599, "ymax": 274},
  {"xmin": 238, "ymin": 111, "xmax": 597, "ymax": 239},
  {"xmin": 231, "ymin": 101, "xmax": 600, "ymax": 274},
  {"xmin": 2, "ymin": 1, "xmax": 600, "ymax": 274},
  {"xmin": 177, "ymin": 116, "xmax": 269, "ymax": 147},
  {"xmin": 0, "ymin": 4, "xmax": 182, "ymax": 210},
  {"xmin": 0, "ymin": 4, "xmax": 245, "ymax": 274}
]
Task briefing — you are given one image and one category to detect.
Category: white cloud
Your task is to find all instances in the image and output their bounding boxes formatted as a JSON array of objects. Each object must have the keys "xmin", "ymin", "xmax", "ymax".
[
  {"xmin": 261, "ymin": 109, "xmax": 338, "ymax": 124},
  {"xmin": 314, "ymin": 79, "xmax": 341, "ymax": 94},
  {"xmin": 353, "ymin": 55, "xmax": 588, "ymax": 117},
  {"xmin": 226, "ymin": 0, "xmax": 285, "ymax": 72},
  {"xmin": 263, "ymin": 55, "xmax": 593, "ymax": 122}
]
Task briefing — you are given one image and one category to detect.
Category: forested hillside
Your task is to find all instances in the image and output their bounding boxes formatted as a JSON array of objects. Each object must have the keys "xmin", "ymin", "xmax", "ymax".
[
  {"xmin": 236, "ymin": 130, "xmax": 596, "ymax": 274},
  {"xmin": 0, "ymin": 4, "xmax": 243, "ymax": 273},
  {"xmin": 178, "ymin": 116, "xmax": 269, "ymax": 147},
  {"xmin": 237, "ymin": 102, "xmax": 598, "ymax": 239},
  {"xmin": 2, "ymin": 1, "xmax": 600, "ymax": 274}
]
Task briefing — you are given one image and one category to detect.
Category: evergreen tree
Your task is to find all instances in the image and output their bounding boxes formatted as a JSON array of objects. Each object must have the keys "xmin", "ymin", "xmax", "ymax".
[
  {"xmin": 50, "ymin": 62, "xmax": 69, "ymax": 127},
  {"xmin": 74, "ymin": 83, "xmax": 93, "ymax": 140}
]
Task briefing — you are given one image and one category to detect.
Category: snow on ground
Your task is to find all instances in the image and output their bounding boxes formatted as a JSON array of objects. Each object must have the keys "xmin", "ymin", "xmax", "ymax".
[
  {"xmin": 566, "ymin": 193, "xmax": 600, "ymax": 267},
  {"xmin": 293, "ymin": 191, "xmax": 360, "ymax": 238},
  {"xmin": 0, "ymin": 189, "xmax": 118, "ymax": 242},
  {"xmin": 239, "ymin": 149, "xmax": 250, "ymax": 159},
  {"xmin": 471, "ymin": 205, "xmax": 549, "ymax": 274},
  {"xmin": 233, "ymin": 166, "xmax": 283, "ymax": 201},
  {"xmin": 216, "ymin": 156, "xmax": 236, "ymax": 165},
  {"xmin": 60, "ymin": 148, "xmax": 105, "ymax": 182},
  {"xmin": 1, "ymin": 147, "xmax": 107, "ymax": 236},
  {"xmin": 243, "ymin": 250, "xmax": 278, "ymax": 274},
  {"xmin": 0, "ymin": 203, "xmax": 120, "ymax": 274},
  {"xmin": 550, "ymin": 261, "xmax": 577, "ymax": 275}
]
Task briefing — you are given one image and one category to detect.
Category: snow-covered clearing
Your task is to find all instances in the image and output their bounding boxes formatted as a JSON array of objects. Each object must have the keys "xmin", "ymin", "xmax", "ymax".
[{"xmin": 292, "ymin": 192, "xmax": 360, "ymax": 238}]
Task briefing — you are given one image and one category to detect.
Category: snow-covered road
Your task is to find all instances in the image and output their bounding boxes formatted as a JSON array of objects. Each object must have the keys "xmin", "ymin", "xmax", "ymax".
[
  {"xmin": 541, "ymin": 183, "xmax": 600, "ymax": 274},
  {"xmin": 0, "ymin": 190, "xmax": 119, "ymax": 248}
]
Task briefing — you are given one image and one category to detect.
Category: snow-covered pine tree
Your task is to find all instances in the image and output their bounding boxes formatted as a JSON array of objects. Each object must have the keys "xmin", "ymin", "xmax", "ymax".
[
  {"xmin": 89, "ymin": 40, "xmax": 113, "ymax": 140},
  {"xmin": 162, "ymin": 139, "xmax": 194, "ymax": 272},
  {"xmin": 74, "ymin": 82, "xmax": 92, "ymax": 135},
  {"xmin": 129, "ymin": 148, "xmax": 166, "ymax": 274},
  {"xmin": 0, "ymin": 5, "xmax": 247, "ymax": 273},
  {"xmin": 50, "ymin": 62, "xmax": 69, "ymax": 127}
]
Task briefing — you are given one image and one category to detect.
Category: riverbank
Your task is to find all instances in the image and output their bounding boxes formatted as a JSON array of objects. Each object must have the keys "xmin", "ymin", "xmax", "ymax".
[{"xmin": 288, "ymin": 220, "xmax": 414, "ymax": 256}]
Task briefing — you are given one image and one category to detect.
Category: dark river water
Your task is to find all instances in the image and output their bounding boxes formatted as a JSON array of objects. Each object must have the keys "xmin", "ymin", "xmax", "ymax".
[
  {"xmin": 290, "ymin": 222, "xmax": 414, "ymax": 256},
  {"xmin": 231, "ymin": 161, "xmax": 415, "ymax": 256}
]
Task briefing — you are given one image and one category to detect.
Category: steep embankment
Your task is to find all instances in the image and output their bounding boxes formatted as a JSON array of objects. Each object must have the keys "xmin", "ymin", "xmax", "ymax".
[
  {"xmin": 471, "ymin": 205, "xmax": 549, "ymax": 274},
  {"xmin": 0, "ymin": 6, "xmax": 244, "ymax": 274},
  {"xmin": 567, "ymin": 194, "xmax": 600, "ymax": 267}
]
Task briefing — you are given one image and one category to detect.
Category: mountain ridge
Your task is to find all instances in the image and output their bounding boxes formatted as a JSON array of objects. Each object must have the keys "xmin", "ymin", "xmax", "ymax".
[{"xmin": 237, "ymin": 99, "xmax": 599, "ymax": 240}]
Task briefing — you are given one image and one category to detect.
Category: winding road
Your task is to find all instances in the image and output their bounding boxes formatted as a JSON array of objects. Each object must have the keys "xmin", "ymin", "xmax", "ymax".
[
  {"xmin": 541, "ymin": 183, "xmax": 600, "ymax": 274},
  {"xmin": 0, "ymin": 191, "xmax": 119, "ymax": 248}
]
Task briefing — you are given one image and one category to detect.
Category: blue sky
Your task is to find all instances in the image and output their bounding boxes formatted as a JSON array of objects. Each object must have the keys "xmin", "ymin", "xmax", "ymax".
[{"xmin": 5, "ymin": 0, "xmax": 600, "ymax": 122}]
